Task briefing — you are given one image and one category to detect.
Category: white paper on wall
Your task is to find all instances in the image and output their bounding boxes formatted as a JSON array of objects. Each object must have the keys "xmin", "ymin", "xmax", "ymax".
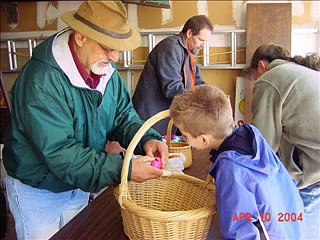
[{"xmin": 234, "ymin": 76, "xmax": 246, "ymax": 127}]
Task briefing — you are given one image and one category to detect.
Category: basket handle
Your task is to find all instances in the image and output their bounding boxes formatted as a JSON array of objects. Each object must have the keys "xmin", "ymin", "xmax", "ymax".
[
  {"xmin": 166, "ymin": 118, "xmax": 175, "ymax": 146},
  {"xmin": 118, "ymin": 110, "xmax": 170, "ymax": 206}
]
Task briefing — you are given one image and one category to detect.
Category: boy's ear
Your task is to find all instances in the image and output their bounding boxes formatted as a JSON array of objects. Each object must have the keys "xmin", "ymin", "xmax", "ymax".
[{"xmin": 200, "ymin": 134, "xmax": 210, "ymax": 146}]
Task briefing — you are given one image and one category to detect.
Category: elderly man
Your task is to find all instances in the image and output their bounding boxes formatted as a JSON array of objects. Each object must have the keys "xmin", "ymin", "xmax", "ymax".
[
  {"xmin": 133, "ymin": 15, "xmax": 213, "ymax": 135},
  {"xmin": 3, "ymin": 1, "xmax": 168, "ymax": 239}
]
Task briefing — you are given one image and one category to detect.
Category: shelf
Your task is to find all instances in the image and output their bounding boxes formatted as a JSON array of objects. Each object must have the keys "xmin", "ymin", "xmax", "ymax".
[{"xmin": 0, "ymin": 29, "xmax": 247, "ymax": 72}]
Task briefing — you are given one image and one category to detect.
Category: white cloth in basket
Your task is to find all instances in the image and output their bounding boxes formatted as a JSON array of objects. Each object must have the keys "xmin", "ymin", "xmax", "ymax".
[
  {"xmin": 164, "ymin": 153, "xmax": 186, "ymax": 173},
  {"xmin": 132, "ymin": 153, "xmax": 186, "ymax": 176}
]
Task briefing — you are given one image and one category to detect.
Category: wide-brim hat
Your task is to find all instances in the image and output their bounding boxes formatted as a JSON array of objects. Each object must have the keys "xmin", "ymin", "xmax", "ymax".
[{"xmin": 61, "ymin": 1, "xmax": 141, "ymax": 51}]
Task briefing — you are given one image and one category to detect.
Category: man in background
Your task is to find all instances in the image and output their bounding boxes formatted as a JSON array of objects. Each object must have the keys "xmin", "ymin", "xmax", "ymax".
[{"xmin": 133, "ymin": 15, "xmax": 213, "ymax": 135}]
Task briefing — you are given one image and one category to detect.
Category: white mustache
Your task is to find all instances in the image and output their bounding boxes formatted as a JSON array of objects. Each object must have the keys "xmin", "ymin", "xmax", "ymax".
[
  {"xmin": 90, "ymin": 59, "xmax": 111, "ymax": 75},
  {"xmin": 99, "ymin": 59, "xmax": 110, "ymax": 64}
]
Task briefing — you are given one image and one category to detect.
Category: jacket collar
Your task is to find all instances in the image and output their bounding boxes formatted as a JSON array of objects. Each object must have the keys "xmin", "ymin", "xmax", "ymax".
[
  {"xmin": 210, "ymin": 125, "xmax": 256, "ymax": 164},
  {"xmin": 268, "ymin": 59, "xmax": 289, "ymax": 71},
  {"xmin": 178, "ymin": 32, "xmax": 188, "ymax": 52},
  {"xmin": 52, "ymin": 28, "xmax": 114, "ymax": 94}
]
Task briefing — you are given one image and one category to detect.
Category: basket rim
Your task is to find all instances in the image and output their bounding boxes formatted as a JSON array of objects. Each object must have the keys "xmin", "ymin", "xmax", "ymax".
[
  {"xmin": 113, "ymin": 173, "xmax": 216, "ymax": 221},
  {"xmin": 168, "ymin": 145, "xmax": 191, "ymax": 150}
]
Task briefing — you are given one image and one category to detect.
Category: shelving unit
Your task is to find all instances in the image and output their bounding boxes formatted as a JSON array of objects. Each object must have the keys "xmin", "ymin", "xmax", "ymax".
[
  {"xmin": 1, "ymin": 28, "xmax": 319, "ymax": 94},
  {"xmin": 0, "ymin": 29, "xmax": 247, "ymax": 94},
  {"xmin": 1, "ymin": 29, "xmax": 247, "ymax": 71}
]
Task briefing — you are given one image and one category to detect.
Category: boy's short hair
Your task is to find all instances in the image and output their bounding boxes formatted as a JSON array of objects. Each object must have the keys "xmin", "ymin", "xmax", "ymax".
[{"xmin": 169, "ymin": 85, "xmax": 234, "ymax": 139}]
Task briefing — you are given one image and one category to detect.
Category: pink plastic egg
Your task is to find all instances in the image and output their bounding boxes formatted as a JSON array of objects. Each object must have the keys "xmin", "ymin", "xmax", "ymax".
[{"xmin": 151, "ymin": 157, "xmax": 162, "ymax": 169}]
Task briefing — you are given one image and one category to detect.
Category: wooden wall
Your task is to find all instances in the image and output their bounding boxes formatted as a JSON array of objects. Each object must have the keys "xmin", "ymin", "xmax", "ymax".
[{"xmin": 245, "ymin": 3, "xmax": 292, "ymax": 123}]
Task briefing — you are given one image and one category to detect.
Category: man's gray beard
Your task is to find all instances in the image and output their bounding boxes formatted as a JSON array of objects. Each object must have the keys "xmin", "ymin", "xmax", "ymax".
[{"xmin": 90, "ymin": 61, "xmax": 110, "ymax": 75}]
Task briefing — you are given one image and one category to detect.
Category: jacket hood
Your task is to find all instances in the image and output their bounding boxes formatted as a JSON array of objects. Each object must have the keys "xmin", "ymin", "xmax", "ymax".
[
  {"xmin": 31, "ymin": 32, "xmax": 61, "ymax": 71},
  {"xmin": 210, "ymin": 125, "xmax": 280, "ymax": 176}
]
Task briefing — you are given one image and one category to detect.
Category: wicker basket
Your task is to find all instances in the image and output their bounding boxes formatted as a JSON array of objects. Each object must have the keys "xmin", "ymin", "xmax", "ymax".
[
  {"xmin": 166, "ymin": 118, "xmax": 193, "ymax": 168},
  {"xmin": 113, "ymin": 110, "xmax": 216, "ymax": 240}
]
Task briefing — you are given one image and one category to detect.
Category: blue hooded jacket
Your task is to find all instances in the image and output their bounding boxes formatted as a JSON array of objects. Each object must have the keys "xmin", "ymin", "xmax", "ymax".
[{"xmin": 209, "ymin": 125, "xmax": 304, "ymax": 239}]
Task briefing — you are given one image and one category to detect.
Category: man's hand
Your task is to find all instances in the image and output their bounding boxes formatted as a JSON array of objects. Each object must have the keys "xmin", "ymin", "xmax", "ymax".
[
  {"xmin": 131, "ymin": 156, "xmax": 163, "ymax": 182},
  {"xmin": 105, "ymin": 141, "xmax": 126, "ymax": 154},
  {"xmin": 143, "ymin": 140, "xmax": 169, "ymax": 168}
]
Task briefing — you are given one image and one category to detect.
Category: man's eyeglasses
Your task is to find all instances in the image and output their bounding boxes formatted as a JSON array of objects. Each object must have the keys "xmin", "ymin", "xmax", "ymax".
[{"xmin": 98, "ymin": 43, "xmax": 116, "ymax": 55}]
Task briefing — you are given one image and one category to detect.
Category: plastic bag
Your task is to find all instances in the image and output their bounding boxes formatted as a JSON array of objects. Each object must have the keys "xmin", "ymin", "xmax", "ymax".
[{"xmin": 163, "ymin": 153, "xmax": 186, "ymax": 173}]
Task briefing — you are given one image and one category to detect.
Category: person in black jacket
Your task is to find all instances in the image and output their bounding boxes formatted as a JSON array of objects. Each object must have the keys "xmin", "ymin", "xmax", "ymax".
[{"xmin": 133, "ymin": 15, "xmax": 213, "ymax": 135}]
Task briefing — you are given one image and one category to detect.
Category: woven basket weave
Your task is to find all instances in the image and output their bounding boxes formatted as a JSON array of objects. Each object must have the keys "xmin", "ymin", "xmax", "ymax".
[
  {"xmin": 166, "ymin": 118, "xmax": 193, "ymax": 168},
  {"xmin": 113, "ymin": 110, "xmax": 216, "ymax": 240}
]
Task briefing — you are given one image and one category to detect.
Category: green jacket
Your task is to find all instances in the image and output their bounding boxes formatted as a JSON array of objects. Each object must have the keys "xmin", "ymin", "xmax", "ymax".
[
  {"xmin": 3, "ymin": 30, "xmax": 161, "ymax": 193},
  {"xmin": 252, "ymin": 59, "xmax": 320, "ymax": 189}
]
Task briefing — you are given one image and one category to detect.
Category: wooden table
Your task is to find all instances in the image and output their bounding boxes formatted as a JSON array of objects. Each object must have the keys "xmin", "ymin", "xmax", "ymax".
[{"xmin": 50, "ymin": 149, "xmax": 212, "ymax": 240}]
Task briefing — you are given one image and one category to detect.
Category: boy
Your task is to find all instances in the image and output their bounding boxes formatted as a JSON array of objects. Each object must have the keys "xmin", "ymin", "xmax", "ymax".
[{"xmin": 169, "ymin": 85, "xmax": 304, "ymax": 239}]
